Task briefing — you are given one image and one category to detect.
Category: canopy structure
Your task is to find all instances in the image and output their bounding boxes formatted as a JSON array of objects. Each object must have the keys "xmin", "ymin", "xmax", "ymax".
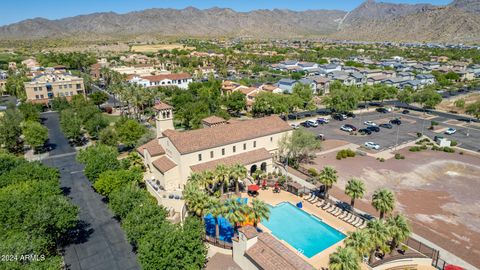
[
  {"xmin": 248, "ymin": 184, "xmax": 260, "ymax": 192},
  {"xmin": 444, "ymin": 265, "xmax": 464, "ymax": 270}
]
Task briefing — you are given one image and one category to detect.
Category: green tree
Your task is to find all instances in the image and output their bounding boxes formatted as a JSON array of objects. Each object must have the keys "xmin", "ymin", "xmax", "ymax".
[
  {"xmin": 345, "ymin": 229, "xmax": 372, "ymax": 258},
  {"xmin": 345, "ymin": 178, "xmax": 366, "ymax": 208},
  {"xmin": 292, "ymin": 83, "xmax": 313, "ymax": 107},
  {"xmin": 372, "ymin": 188, "xmax": 396, "ymax": 219},
  {"xmin": 108, "ymin": 184, "xmax": 155, "ymax": 220},
  {"xmin": 84, "ymin": 113, "xmax": 109, "ymax": 138},
  {"xmin": 98, "ymin": 126, "xmax": 118, "ymax": 146},
  {"xmin": 183, "ymin": 183, "xmax": 214, "ymax": 217},
  {"xmin": 223, "ymin": 91, "xmax": 246, "ymax": 113},
  {"xmin": 323, "ymin": 82, "xmax": 361, "ymax": 112},
  {"xmin": 60, "ymin": 109, "xmax": 83, "ymax": 142},
  {"xmin": 22, "ymin": 121, "xmax": 48, "ymax": 152},
  {"xmin": 397, "ymin": 87, "xmax": 415, "ymax": 105},
  {"xmin": 466, "ymin": 99, "xmax": 480, "ymax": 120},
  {"xmin": 278, "ymin": 129, "xmax": 322, "ymax": 166},
  {"xmin": 414, "ymin": 87, "xmax": 442, "ymax": 109},
  {"xmin": 214, "ymin": 164, "xmax": 231, "ymax": 196},
  {"xmin": 231, "ymin": 163, "xmax": 247, "ymax": 195},
  {"xmin": 77, "ymin": 144, "xmax": 120, "ymax": 181},
  {"xmin": 51, "ymin": 97, "xmax": 70, "ymax": 111},
  {"xmin": 89, "ymin": 91, "xmax": 109, "ymax": 107},
  {"xmin": 454, "ymin": 98, "xmax": 465, "ymax": 109},
  {"xmin": 0, "ymin": 109, "xmax": 23, "ymax": 153},
  {"xmin": 223, "ymin": 199, "xmax": 247, "ymax": 230},
  {"xmin": 93, "ymin": 169, "xmax": 142, "ymax": 196},
  {"xmin": 18, "ymin": 103, "xmax": 41, "ymax": 122},
  {"xmin": 366, "ymin": 219, "xmax": 391, "ymax": 264},
  {"xmin": 329, "ymin": 247, "xmax": 361, "ymax": 270},
  {"xmin": 122, "ymin": 202, "xmax": 168, "ymax": 244},
  {"xmin": 249, "ymin": 199, "xmax": 270, "ymax": 227},
  {"xmin": 387, "ymin": 214, "xmax": 411, "ymax": 253},
  {"xmin": 116, "ymin": 118, "xmax": 146, "ymax": 147},
  {"xmin": 318, "ymin": 166, "xmax": 338, "ymax": 199}
]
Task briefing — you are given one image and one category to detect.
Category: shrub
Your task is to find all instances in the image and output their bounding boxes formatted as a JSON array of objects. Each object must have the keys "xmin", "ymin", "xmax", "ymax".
[
  {"xmin": 420, "ymin": 145, "xmax": 428, "ymax": 150},
  {"xmin": 394, "ymin": 153, "xmax": 405, "ymax": 160},
  {"xmin": 378, "ymin": 158, "xmax": 385, "ymax": 162},
  {"xmin": 450, "ymin": 140, "xmax": 458, "ymax": 147},
  {"xmin": 336, "ymin": 149, "xmax": 356, "ymax": 160},
  {"xmin": 409, "ymin": 146, "xmax": 421, "ymax": 152},
  {"xmin": 459, "ymin": 151, "xmax": 464, "ymax": 155},
  {"xmin": 416, "ymin": 132, "xmax": 423, "ymax": 138},
  {"xmin": 443, "ymin": 147, "xmax": 455, "ymax": 153},
  {"xmin": 307, "ymin": 168, "xmax": 318, "ymax": 176}
]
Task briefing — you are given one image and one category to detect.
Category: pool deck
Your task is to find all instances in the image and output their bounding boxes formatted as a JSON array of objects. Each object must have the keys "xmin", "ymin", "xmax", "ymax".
[{"xmin": 245, "ymin": 189, "xmax": 359, "ymax": 269}]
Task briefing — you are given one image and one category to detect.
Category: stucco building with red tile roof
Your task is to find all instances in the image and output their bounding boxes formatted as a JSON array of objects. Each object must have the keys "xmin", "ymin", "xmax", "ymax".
[{"xmin": 137, "ymin": 101, "xmax": 292, "ymax": 217}]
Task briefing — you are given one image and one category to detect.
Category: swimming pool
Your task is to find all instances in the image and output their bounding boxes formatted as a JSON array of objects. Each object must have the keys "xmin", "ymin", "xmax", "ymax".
[{"xmin": 261, "ymin": 202, "xmax": 346, "ymax": 258}]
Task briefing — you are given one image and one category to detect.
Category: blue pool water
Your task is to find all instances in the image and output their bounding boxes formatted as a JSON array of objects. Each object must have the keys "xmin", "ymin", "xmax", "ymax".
[{"xmin": 261, "ymin": 202, "xmax": 346, "ymax": 258}]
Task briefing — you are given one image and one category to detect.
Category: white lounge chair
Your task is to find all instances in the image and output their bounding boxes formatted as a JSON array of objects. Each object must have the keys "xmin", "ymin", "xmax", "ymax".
[
  {"xmin": 321, "ymin": 203, "xmax": 331, "ymax": 210},
  {"xmin": 334, "ymin": 210, "xmax": 345, "ymax": 217},
  {"xmin": 307, "ymin": 195, "xmax": 317, "ymax": 203},
  {"xmin": 315, "ymin": 200, "xmax": 324, "ymax": 207},
  {"xmin": 338, "ymin": 211, "xmax": 348, "ymax": 219},
  {"xmin": 342, "ymin": 213, "xmax": 352, "ymax": 221},
  {"xmin": 327, "ymin": 206, "xmax": 337, "ymax": 213},
  {"xmin": 304, "ymin": 193, "xmax": 313, "ymax": 200}
]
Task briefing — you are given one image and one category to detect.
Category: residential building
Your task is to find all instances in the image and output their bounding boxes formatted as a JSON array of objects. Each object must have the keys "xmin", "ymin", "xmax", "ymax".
[
  {"xmin": 111, "ymin": 65, "xmax": 158, "ymax": 77},
  {"xmin": 0, "ymin": 72, "xmax": 6, "ymax": 95},
  {"xmin": 128, "ymin": 73, "xmax": 192, "ymax": 89},
  {"xmin": 277, "ymin": 78, "xmax": 297, "ymax": 93},
  {"xmin": 24, "ymin": 72, "xmax": 85, "ymax": 104},
  {"xmin": 415, "ymin": 74, "xmax": 435, "ymax": 85},
  {"xmin": 21, "ymin": 58, "xmax": 40, "ymax": 70},
  {"xmin": 319, "ymin": 64, "xmax": 341, "ymax": 73},
  {"xmin": 138, "ymin": 103, "xmax": 292, "ymax": 217}
]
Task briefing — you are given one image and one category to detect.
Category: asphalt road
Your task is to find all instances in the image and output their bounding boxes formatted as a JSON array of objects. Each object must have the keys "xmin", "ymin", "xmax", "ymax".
[
  {"xmin": 306, "ymin": 110, "xmax": 480, "ymax": 152},
  {"xmin": 41, "ymin": 112, "xmax": 139, "ymax": 270}
]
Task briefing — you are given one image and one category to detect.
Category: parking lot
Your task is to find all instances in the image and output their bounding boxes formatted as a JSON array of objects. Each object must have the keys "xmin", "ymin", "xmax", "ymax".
[{"xmin": 296, "ymin": 110, "xmax": 480, "ymax": 152}]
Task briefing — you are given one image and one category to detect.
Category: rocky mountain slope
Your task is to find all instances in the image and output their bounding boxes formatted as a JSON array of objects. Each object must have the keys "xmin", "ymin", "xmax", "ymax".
[{"xmin": 0, "ymin": 1, "xmax": 479, "ymax": 42}]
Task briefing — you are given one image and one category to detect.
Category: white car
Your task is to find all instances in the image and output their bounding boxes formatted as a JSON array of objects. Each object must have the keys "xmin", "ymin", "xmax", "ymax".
[
  {"xmin": 291, "ymin": 123, "xmax": 300, "ymax": 129},
  {"xmin": 364, "ymin": 142, "xmax": 380, "ymax": 150},
  {"xmin": 364, "ymin": 121, "xmax": 378, "ymax": 127},
  {"xmin": 307, "ymin": 120, "xmax": 318, "ymax": 127},
  {"xmin": 340, "ymin": 125, "xmax": 353, "ymax": 132},
  {"xmin": 445, "ymin": 128, "xmax": 456, "ymax": 135}
]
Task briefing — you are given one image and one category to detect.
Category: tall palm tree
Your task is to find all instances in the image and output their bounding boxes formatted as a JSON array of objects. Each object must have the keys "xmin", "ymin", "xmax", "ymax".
[
  {"xmin": 318, "ymin": 166, "xmax": 338, "ymax": 199},
  {"xmin": 345, "ymin": 229, "xmax": 372, "ymax": 258},
  {"xmin": 200, "ymin": 170, "xmax": 216, "ymax": 195},
  {"xmin": 183, "ymin": 183, "xmax": 211, "ymax": 217},
  {"xmin": 366, "ymin": 219, "xmax": 390, "ymax": 264},
  {"xmin": 248, "ymin": 199, "xmax": 270, "ymax": 227},
  {"xmin": 207, "ymin": 198, "xmax": 224, "ymax": 239},
  {"xmin": 329, "ymin": 247, "xmax": 361, "ymax": 270},
  {"xmin": 345, "ymin": 178, "xmax": 366, "ymax": 209},
  {"xmin": 231, "ymin": 164, "xmax": 247, "ymax": 195},
  {"xmin": 215, "ymin": 165, "xmax": 231, "ymax": 196},
  {"xmin": 371, "ymin": 188, "xmax": 396, "ymax": 219},
  {"xmin": 387, "ymin": 214, "xmax": 411, "ymax": 253}
]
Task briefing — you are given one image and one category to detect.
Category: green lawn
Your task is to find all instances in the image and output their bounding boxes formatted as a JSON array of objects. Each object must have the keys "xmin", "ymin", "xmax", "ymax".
[{"xmin": 103, "ymin": 113, "xmax": 121, "ymax": 124}]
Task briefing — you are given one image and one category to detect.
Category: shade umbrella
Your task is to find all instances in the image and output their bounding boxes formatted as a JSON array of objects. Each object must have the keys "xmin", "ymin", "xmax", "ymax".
[
  {"xmin": 248, "ymin": 184, "xmax": 260, "ymax": 192},
  {"xmin": 262, "ymin": 179, "xmax": 267, "ymax": 188},
  {"xmin": 444, "ymin": 265, "xmax": 464, "ymax": 270},
  {"xmin": 274, "ymin": 182, "xmax": 279, "ymax": 189}
]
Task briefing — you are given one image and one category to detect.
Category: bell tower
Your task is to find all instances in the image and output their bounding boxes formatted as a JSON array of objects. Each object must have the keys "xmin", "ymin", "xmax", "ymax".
[{"xmin": 154, "ymin": 102, "xmax": 174, "ymax": 138}]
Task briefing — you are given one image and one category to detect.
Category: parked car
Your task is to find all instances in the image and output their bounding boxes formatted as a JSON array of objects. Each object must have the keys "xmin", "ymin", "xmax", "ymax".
[
  {"xmin": 340, "ymin": 125, "xmax": 354, "ymax": 132},
  {"xmin": 344, "ymin": 124, "xmax": 357, "ymax": 131},
  {"xmin": 390, "ymin": 119, "xmax": 402, "ymax": 125},
  {"xmin": 291, "ymin": 123, "xmax": 300, "ymax": 129},
  {"xmin": 306, "ymin": 120, "xmax": 318, "ymax": 127},
  {"xmin": 315, "ymin": 134, "xmax": 325, "ymax": 141},
  {"xmin": 366, "ymin": 126, "xmax": 380, "ymax": 132},
  {"xmin": 364, "ymin": 142, "xmax": 380, "ymax": 150},
  {"xmin": 317, "ymin": 118, "xmax": 330, "ymax": 124},
  {"xmin": 345, "ymin": 112, "xmax": 356, "ymax": 118},
  {"xmin": 379, "ymin": 123, "xmax": 393, "ymax": 129},
  {"xmin": 359, "ymin": 128, "xmax": 372, "ymax": 135},
  {"xmin": 376, "ymin": 107, "xmax": 390, "ymax": 113},
  {"xmin": 402, "ymin": 110, "xmax": 410, "ymax": 114},
  {"xmin": 333, "ymin": 113, "xmax": 347, "ymax": 121},
  {"xmin": 445, "ymin": 128, "xmax": 456, "ymax": 135},
  {"xmin": 364, "ymin": 121, "xmax": 378, "ymax": 127}
]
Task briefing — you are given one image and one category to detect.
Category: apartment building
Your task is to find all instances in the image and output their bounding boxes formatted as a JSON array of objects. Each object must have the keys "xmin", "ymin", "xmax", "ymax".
[{"xmin": 24, "ymin": 72, "xmax": 85, "ymax": 105}]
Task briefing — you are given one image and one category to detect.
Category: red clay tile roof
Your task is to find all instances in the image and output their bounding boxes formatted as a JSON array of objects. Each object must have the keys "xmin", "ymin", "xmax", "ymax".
[
  {"xmin": 238, "ymin": 226, "xmax": 259, "ymax": 240},
  {"xmin": 163, "ymin": 116, "xmax": 291, "ymax": 154},
  {"xmin": 153, "ymin": 102, "xmax": 173, "ymax": 111},
  {"xmin": 202, "ymin": 116, "xmax": 227, "ymax": 125},
  {"xmin": 246, "ymin": 233, "xmax": 316, "ymax": 270},
  {"xmin": 190, "ymin": 148, "xmax": 272, "ymax": 173},
  {"xmin": 142, "ymin": 73, "xmax": 191, "ymax": 82},
  {"xmin": 136, "ymin": 139, "xmax": 165, "ymax": 157},
  {"xmin": 152, "ymin": 156, "xmax": 177, "ymax": 174}
]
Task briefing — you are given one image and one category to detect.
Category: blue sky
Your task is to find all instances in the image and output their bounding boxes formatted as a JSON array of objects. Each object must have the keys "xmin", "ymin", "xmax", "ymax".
[{"xmin": 0, "ymin": 0, "xmax": 452, "ymax": 26}]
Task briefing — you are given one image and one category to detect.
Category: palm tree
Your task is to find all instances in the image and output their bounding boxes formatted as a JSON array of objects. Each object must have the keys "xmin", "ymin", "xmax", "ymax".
[
  {"xmin": 249, "ymin": 199, "xmax": 270, "ymax": 227},
  {"xmin": 188, "ymin": 172, "xmax": 204, "ymax": 190},
  {"xmin": 387, "ymin": 214, "xmax": 411, "ymax": 253},
  {"xmin": 318, "ymin": 166, "xmax": 338, "ymax": 199},
  {"xmin": 215, "ymin": 165, "xmax": 231, "ymax": 196},
  {"xmin": 329, "ymin": 247, "xmax": 361, "ymax": 270},
  {"xmin": 200, "ymin": 170, "xmax": 217, "ymax": 195},
  {"xmin": 371, "ymin": 188, "xmax": 396, "ymax": 219},
  {"xmin": 345, "ymin": 229, "xmax": 372, "ymax": 258},
  {"xmin": 366, "ymin": 219, "xmax": 390, "ymax": 264},
  {"xmin": 223, "ymin": 199, "xmax": 247, "ymax": 230},
  {"xmin": 207, "ymin": 198, "xmax": 224, "ymax": 239},
  {"xmin": 231, "ymin": 164, "xmax": 247, "ymax": 195},
  {"xmin": 345, "ymin": 178, "xmax": 366, "ymax": 209},
  {"xmin": 183, "ymin": 183, "xmax": 211, "ymax": 217}
]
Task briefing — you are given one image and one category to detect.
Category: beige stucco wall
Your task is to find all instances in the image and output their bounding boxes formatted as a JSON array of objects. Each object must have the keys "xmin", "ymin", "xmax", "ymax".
[
  {"xmin": 232, "ymin": 234, "xmax": 259, "ymax": 270},
  {"xmin": 25, "ymin": 77, "xmax": 85, "ymax": 104}
]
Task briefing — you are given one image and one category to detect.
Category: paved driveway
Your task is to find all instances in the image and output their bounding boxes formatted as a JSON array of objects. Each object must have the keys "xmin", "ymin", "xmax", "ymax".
[{"xmin": 41, "ymin": 112, "xmax": 139, "ymax": 270}]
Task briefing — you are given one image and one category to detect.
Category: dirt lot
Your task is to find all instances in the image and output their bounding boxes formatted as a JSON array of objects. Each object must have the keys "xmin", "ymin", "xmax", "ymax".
[
  {"xmin": 305, "ymin": 145, "xmax": 480, "ymax": 268},
  {"xmin": 437, "ymin": 92, "xmax": 480, "ymax": 115},
  {"xmin": 131, "ymin": 44, "xmax": 194, "ymax": 52}
]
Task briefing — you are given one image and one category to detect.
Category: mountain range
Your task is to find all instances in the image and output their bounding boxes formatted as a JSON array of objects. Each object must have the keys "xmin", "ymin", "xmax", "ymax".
[{"xmin": 0, "ymin": 0, "xmax": 479, "ymax": 43}]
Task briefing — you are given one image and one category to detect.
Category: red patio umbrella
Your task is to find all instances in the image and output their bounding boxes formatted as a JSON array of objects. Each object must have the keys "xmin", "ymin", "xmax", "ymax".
[
  {"xmin": 262, "ymin": 179, "xmax": 267, "ymax": 188},
  {"xmin": 248, "ymin": 184, "xmax": 260, "ymax": 192},
  {"xmin": 274, "ymin": 182, "xmax": 279, "ymax": 189},
  {"xmin": 444, "ymin": 265, "xmax": 464, "ymax": 270}
]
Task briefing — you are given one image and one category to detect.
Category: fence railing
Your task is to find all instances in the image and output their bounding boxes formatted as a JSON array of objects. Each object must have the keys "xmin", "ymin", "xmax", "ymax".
[
  {"xmin": 204, "ymin": 235, "xmax": 233, "ymax": 250},
  {"xmin": 369, "ymin": 252, "xmax": 428, "ymax": 268}
]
